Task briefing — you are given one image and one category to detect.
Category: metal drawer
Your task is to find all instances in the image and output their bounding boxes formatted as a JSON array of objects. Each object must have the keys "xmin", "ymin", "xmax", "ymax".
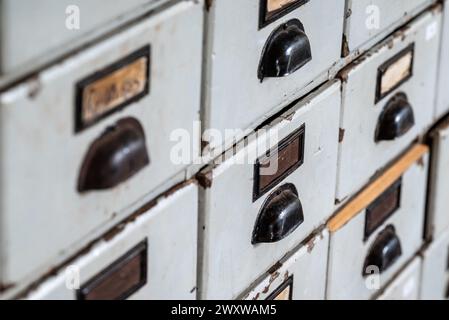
[
  {"xmin": 198, "ymin": 80, "xmax": 340, "ymax": 299},
  {"xmin": 0, "ymin": 0, "xmax": 202, "ymax": 286},
  {"xmin": 343, "ymin": 0, "xmax": 435, "ymax": 55},
  {"xmin": 240, "ymin": 230, "xmax": 328, "ymax": 300},
  {"xmin": 421, "ymin": 228, "xmax": 449, "ymax": 300},
  {"xmin": 427, "ymin": 117, "xmax": 449, "ymax": 240},
  {"xmin": 203, "ymin": 0, "xmax": 345, "ymax": 155},
  {"xmin": 0, "ymin": 0, "xmax": 172, "ymax": 80},
  {"xmin": 376, "ymin": 257, "xmax": 421, "ymax": 300},
  {"xmin": 22, "ymin": 182, "xmax": 198, "ymax": 300},
  {"xmin": 336, "ymin": 9, "xmax": 441, "ymax": 203},
  {"xmin": 327, "ymin": 145, "xmax": 428, "ymax": 300},
  {"xmin": 436, "ymin": 0, "xmax": 449, "ymax": 119}
]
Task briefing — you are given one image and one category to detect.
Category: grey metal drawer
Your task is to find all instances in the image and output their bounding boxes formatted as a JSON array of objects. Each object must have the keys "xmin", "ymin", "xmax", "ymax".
[
  {"xmin": 0, "ymin": 0, "xmax": 172, "ymax": 81},
  {"xmin": 327, "ymin": 145, "xmax": 428, "ymax": 300},
  {"xmin": 343, "ymin": 0, "xmax": 435, "ymax": 56},
  {"xmin": 240, "ymin": 230, "xmax": 328, "ymax": 300},
  {"xmin": 420, "ymin": 228, "xmax": 449, "ymax": 300},
  {"xmin": 0, "ymin": 0, "xmax": 202, "ymax": 287},
  {"xmin": 23, "ymin": 182, "xmax": 198, "ymax": 300},
  {"xmin": 199, "ymin": 80, "xmax": 340, "ymax": 299},
  {"xmin": 376, "ymin": 257, "xmax": 421, "ymax": 300},
  {"xmin": 336, "ymin": 9, "xmax": 441, "ymax": 203},
  {"xmin": 203, "ymin": 0, "xmax": 345, "ymax": 156}
]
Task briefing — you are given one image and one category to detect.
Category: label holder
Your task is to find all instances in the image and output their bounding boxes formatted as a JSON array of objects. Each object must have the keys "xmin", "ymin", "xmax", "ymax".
[
  {"xmin": 253, "ymin": 124, "xmax": 305, "ymax": 202},
  {"xmin": 375, "ymin": 44, "xmax": 414, "ymax": 104},
  {"xmin": 75, "ymin": 45, "xmax": 151, "ymax": 133},
  {"xmin": 259, "ymin": 0, "xmax": 309, "ymax": 29}
]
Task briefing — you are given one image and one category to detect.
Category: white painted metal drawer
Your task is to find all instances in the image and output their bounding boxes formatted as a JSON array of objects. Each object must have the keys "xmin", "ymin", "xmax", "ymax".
[
  {"xmin": 427, "ymin": 118, "xmax": 449, "ymax": 240},
  {"xmin": 0, "ymin": 0, "xmax": 172, "ymax": 80},
  {"xmin": 240, "ymin": 230, "xmax": 328, "ymax": 300},
  {"xmin": 199, "ymin": 80, "xmax": 340, "ymax": 299},
  {"xmin": 376, "ymin": 257, "xmax": 421, "ymax": 300},
  {"xmin": 0, "ymin": 0, "xmax": 202, "ymax": 287},
  {"xmin": 327, "ymin": 145, "xmax": 428, "ymax": 300},
  {"xmin": 22, "ymin": 182, "xmax": 198, "ymax": 300},
  {"xmin": 435, "ymin": 0, "xmax": 449, "ymax": 119},
  {"xmin": 203, "ymin": 0, "xmax": 345, "ymax": 155},
  {"xmin": 343, "ymin": 0, "xmax": 435, "ymax": 55},
  {"xmin": 420, "ymin": 228, "xmax": 449, "ymax": 300},
  {"xmin": 337, "ymin": 10, "xmax": 441, "ymax": 203}
]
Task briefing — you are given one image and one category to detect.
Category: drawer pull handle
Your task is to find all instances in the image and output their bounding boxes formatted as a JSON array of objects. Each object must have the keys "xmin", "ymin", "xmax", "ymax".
[
  {"xmin": 375, "ymin": 93, "xmax": 415, "ymax": 142},
  {"xmin": 252, "ymin": 183, "xmax": 304, "ymax": 244},
  {"xmin": 258, "ymin": 19, "xmax": 312, "ymax": 81},
  {"xmin": 78, "ymin": 117, "xmax": 150, "ymax": 192},
  {"xmin": 363, "ymin": 225, "xmax": 402, "ymax": 276}
]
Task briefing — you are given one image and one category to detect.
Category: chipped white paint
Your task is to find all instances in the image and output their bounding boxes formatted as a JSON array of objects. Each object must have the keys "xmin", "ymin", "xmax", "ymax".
[{"xmin": 241, "ymin": 230, "xmax": 329, "ymax": 300}]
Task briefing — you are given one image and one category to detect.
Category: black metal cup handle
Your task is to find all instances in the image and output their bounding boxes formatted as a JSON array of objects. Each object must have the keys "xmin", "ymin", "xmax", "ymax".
[{"xmin": 252, "ymin": 183, "xmax": 304, "ymax": 245}]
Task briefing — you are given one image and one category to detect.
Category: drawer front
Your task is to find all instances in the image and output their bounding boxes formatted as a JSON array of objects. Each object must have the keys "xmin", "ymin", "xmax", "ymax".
[
  {"xmin": 344, "ymin": 0, "xmax": 435, "ymax": 54},
  {"xmin": 25, "ymin": 183, "xmax": 198, "ymax": 300},
  {"xmin": 421, "ymin": 229, "xmax": 449, "ymax": 300},
  {"xmin": 427, "ymin": 119, "xmax": 449, "ymax": 239},
  {"xmin": 436, "ymin": 1, "xmax": 449, "ymax": 119},
  {"xmin": 199, "ymin": 81, "xmax": 340, "ymax": 299},
  {"xmin": 337, "ymin": 10, "xmax": 441, "ymax": 202},
  {"xmin": 328, "ymin": 145, "xmax": 428, "ymax": 300},
  {"xmin": 240, "ymin": 230, "xmax": 328, "ymax": 300},
  {"xmin": 0, "ymin": 1, "xmax": 202, "ymax": 284},
  {"xmin": 203, "ymin": 0, "xmax": 344, "ymax": 154},
  {"xmin": 0, "ymin": 0, "xmax": 170, "ymax": 76},
  {"xmin": 377, "ymin": 257, "xmax": 421, "ymax": 300}
]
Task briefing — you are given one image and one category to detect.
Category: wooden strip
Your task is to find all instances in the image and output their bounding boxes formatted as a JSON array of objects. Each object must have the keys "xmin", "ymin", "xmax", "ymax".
[{"xmin": 328, "ymin": 144, "xmax": 428, "ymax": 233}]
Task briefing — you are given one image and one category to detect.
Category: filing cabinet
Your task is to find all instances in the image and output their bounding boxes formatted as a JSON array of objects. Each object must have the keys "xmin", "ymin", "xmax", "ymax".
[
  {"xmin": 376, "ymin": 257, "xmax": 421, "ymax": 300},
  {"xmin": 0, "ymin": 0, "xmax": 202, "ymax": 286},
  {"xmin": 23, "ymin": 182, "xmax": 198, "ymax": 300},
  {"xmin": 203, "ymin": 0, "xmax": 345, "ymax": 155},
  {"xmin": 336, "ymin": 10, "xmax": 441, "ymax": 203},
  {"xmin": 239, "ymin": 230, "xmax": 328, "ymax": 300},
  {"xmin": 426, "ymin": 117, "xmax": 449, "ymax": 239},
  {"xmin": 0, "ymin": 0, "xmax": 172, "ymax": 81},
  {"xmin": 436, "ymin": 0, "xmax": 449, "ymax": 119},
  {"xmin": 343, "ymin": 0, "xmax": 435, "ymax": 56},
  {"xmin": 327, "ymin": 144, "xmax": 428, "ymax": 300},
  {"xmin": 420, "ymin": 229, "xmax": 449, "ymax": 300},
  {"xmin": 198, "ymin": 80, "xmax": 340, "ymax": 299}
]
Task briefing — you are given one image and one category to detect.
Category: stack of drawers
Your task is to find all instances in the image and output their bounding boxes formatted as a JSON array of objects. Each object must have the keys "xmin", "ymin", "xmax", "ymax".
[{"xmin": 1, "ymin": 0, "xmax": 449, "ymax": 300}]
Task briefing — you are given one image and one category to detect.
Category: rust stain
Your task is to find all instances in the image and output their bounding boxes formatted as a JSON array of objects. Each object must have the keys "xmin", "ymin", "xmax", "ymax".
[
  {"xmin": 27, "ymin": 76, "xmax": 41, "ymax": 99},
  {"xmin": 417, "ymin": 156, "xmax": 425, "ymax": 168},
  {"xmin": 205, "ymin": 0, "xmax": 213, "ymax": 11},
  {"xmin": 345, "ymin": 8, "xmax": 352, "ymax": 19},
  {"xmin": 341, "ymin": 35, "xmax": 350, "ymax": 58},
  {"xmin": 306, "ymin": 237, "xmax": 316, "ymax": 253},
  {"xmin": 0, "ymin": 282, "xmax": 15, "ymax": 294},
  {"xmin": 339, "ymin": 128, "xmax": 345, "ymax": 143},
  {"xmin": 197, "ymin": 170, "xmax": 213, "ymax": 189},
  {"xmin": 268, "ymin": 261, "xmax": 283, "ymax": 274}
]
